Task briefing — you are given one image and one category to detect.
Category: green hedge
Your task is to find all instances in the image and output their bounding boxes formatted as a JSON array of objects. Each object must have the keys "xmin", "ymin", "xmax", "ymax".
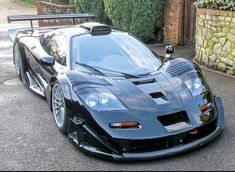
[
  {"xmin": 16, "ymin": 0, "xmax": 37, "ymax": 7},
  {"xmin": 194, "ymin": 0, "xmax": 235, "ymax": 10},
  {"xmin": 75, "ymin": 0, "xmax": 110, "ymax": 23},
  {"xmin": 103, "ymin": 0, "xmax": 163, "ymax": 42},
  {"xmin": 75, "ymin": 0, "xmax": 163, "ymax": 41}
]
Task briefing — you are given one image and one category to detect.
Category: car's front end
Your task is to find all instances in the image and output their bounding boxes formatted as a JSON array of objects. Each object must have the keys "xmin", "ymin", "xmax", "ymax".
[{"xmin": 65, "ymin": 58, "xmax": 224, "ymax": 161}]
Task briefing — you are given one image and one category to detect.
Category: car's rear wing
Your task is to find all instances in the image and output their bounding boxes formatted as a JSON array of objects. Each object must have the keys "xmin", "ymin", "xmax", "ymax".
[
  {"xmin": 8, "ymin": 13, "xmax": 95, "ymax": 28},
  {"xmin": 8, "ymin": 26, "xmax": 69, "ymax": 42},
  {"xmin": 7, "ymin": 13, "xmax": 95, "ymax": 42}
]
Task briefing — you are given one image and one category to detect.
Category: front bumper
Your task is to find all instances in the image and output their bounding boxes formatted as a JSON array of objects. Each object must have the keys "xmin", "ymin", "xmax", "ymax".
[{"xmin": 76, "ymin": 97, "xmax": 224, "ymax": 161}]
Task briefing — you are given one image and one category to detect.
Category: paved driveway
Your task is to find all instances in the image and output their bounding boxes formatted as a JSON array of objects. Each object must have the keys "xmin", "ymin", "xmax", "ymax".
[{"xmin": 0, "ymin": 1, "xmax": 235, "ymax": 171}]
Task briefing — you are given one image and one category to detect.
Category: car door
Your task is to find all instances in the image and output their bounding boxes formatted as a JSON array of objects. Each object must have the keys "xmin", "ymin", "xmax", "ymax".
[
  {"xmin": 42, "ymin": 31, "xmax": 69, "ymax": 87},
  {"xmin": 22, "ymin": 37, "xmax": 47, "ymax": 88}
]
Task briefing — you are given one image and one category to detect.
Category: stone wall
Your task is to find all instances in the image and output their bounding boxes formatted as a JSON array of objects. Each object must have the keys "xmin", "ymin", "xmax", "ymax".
[
  {"xmin": 195, "ymin": 8, "xmax": 235, "ymax": 75},
  {"xmin": 37, "ymin": 1, "xmax": 76, "ymax": 26},
  {"xmin": 164, "ymin": 0, "xmax": 184, "ymax": 45}
]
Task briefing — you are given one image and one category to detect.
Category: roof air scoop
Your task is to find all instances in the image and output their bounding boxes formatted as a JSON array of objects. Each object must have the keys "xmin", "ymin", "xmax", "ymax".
[{"xmin": 80, "ymin": 22, "xmax": 112, "ymax": 36}]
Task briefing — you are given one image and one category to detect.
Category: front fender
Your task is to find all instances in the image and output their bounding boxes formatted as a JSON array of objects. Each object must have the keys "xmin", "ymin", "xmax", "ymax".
[{"xmin": 45, "ymin": 73, "xmax": 73, "ymax": 112}]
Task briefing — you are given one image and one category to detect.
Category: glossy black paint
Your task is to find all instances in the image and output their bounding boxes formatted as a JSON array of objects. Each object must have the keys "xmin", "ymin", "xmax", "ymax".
[
  {"xmin": 12, "ymin": 24, "xmax": 224, "ymax": 161},
  {"xmin": 40, "ymin": 56, "xmax": 55, "ymax": 66}
]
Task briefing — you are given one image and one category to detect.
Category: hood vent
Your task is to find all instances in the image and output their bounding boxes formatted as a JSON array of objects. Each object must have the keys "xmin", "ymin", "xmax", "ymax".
[
  {"xmin": 132, "ymin": 78, "xmax": 155, "ymax": 85},
  {"xmin": 150, "ymin": 92, "xmax": 169, "ymax": 105},
  {"xmin": 134, "ymin": 80, "xmax": 169, "ymax": 105},
  {"xmin": 166, "ymin": 60, "xmax": 195, "ymax": 77},
  {"xmin": 150, "ymin": 92, "xmax": 167, "ymax": 100}
]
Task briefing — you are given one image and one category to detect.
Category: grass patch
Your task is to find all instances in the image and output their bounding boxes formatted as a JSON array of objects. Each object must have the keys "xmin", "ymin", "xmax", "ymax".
[{"xmin": 16, "ymin": 0, "xmax": 37, "ymax": 8}]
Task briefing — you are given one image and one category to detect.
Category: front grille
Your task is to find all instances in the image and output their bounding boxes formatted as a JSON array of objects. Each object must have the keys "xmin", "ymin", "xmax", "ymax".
[
  {"xmin": 157, "ymin": 111, "xmax": 190, "ymax": 127},
  {"xmin": 117, "ymin": 120, "xmax": 217, "ymax": 153}
]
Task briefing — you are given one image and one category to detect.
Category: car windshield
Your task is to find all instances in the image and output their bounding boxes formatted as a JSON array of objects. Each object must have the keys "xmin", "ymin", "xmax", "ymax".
[{"xmin": 71, "ymin": 32, "xmax": 162, "ymax": 76}]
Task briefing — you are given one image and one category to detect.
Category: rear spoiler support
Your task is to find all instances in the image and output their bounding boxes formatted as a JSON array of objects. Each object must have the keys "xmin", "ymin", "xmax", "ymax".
[
  {"xmin": 7, "ymin": 13, "xmax": 95, "ymax": 42},
  {"xmin": 7, "ymin": 13, "xmax": 96, "ymax": 29}
]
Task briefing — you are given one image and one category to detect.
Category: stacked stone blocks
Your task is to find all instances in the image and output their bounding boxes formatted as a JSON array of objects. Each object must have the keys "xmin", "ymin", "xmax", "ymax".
[{"xmin": 195, "ymin": 8, "xmax": 235, "ymax": 75}]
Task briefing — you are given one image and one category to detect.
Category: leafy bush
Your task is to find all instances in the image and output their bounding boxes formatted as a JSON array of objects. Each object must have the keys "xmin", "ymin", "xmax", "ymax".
[
  {"xmin": 194, "ymin": 0, "xmax": 235, "ymax": 10},
  {"xmin": 75, "ymin": 0, "xmax": 110, "ymax": 23},
  {"xmin": 16, "ymin": 0, "xmax": 37, "ymax": 7},
  {"xmin": 103, "ymin": 0, "xmax": 163, "ymax": 42}
]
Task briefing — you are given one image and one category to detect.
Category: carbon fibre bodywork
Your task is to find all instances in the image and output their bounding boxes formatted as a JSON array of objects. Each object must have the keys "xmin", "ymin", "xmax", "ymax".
[
  {"xmin": 9, "ymin": 20, "xmax": 224, "ymax": 161},
  {"xmin": 50, "ymin": 58, "xmax": 224, "ymax": 160}
]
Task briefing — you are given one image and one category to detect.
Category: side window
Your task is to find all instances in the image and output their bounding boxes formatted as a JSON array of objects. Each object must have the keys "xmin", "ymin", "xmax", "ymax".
[{"xmin": 43, "ymin": 31, "xmax": 68, "ymax": 66}]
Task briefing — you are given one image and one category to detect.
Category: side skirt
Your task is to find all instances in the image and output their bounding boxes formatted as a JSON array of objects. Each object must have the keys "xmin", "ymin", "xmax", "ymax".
[{"xmin": 26, "ymin": 72, "xmax": 45, "ymax": 97}]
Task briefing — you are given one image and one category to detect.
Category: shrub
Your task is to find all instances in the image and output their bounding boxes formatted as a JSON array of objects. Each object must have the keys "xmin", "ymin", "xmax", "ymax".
[
  {"xmin": 75, "ymin": 0, "xmax": 110, "ymax": 23},
  {"xmin": 194, "ymin": 0, "xmax": 235, "ymax": 10},
  {"xmin": 104, "ymin": 0, "xmax": 163, "ymax": 42}
]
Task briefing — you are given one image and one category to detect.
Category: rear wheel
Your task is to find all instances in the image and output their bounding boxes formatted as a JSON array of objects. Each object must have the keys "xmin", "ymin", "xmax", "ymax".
[
  {"xmin": 52, "ymin": 82, "xmax": 68, "ymax": 134},
  {"xmin": 13, "ymin": 43, "xmax": 21, "ymax": 79},
  {"xmin": 13, "ymin": 43, "xmax": 28, "ymax": 84}
]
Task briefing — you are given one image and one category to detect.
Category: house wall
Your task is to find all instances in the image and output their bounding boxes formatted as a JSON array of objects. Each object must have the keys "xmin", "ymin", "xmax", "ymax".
[
  {"xmin": 164, "ymin": 0, "xmax": 184, "ymax": 45},
  {"xmin": 37, "ymin": 1, "xmax": 76, "ymax": 26}
]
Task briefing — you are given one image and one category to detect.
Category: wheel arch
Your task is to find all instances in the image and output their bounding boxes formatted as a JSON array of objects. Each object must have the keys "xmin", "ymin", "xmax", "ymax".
[
  {"xmin": 13, "ymin": 41, "xmax": 28, "ymax": 81},
  {"xmin": 13, "ymin": 40, "xmax": 25, "ymax": 63},
  {"xmin": 48, "ymin": 74, "xmax": 73, "ymax": 112}
]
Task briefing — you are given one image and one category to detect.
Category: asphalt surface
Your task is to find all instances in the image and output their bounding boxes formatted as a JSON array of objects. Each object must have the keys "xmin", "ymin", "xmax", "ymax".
[{"xmin": 0, "ymin": 1, "xmax": 235, "ymax": 171}]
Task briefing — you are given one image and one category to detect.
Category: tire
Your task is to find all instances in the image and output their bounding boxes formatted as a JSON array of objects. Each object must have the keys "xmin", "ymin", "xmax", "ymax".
[
  {"xmin": 13, "ymin": 43, "xmax": 22, "ymax": 80},
  {"xmin": 51, "ymin": 81, "xmax": 68, "ymax": 134},
  {"xmin": 13, "ymin": 43, "xmax": 28, "ymax": 82}
]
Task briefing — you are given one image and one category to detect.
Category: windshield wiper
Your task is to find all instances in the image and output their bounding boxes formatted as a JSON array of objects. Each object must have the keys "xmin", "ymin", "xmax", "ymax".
[
  {"xmin": 75, "ymin": 62, "xmax": 140, "ymax": 78},
  {"xmin": 75, "ymin": 62, "xmax": 105, "ymax": 75}
]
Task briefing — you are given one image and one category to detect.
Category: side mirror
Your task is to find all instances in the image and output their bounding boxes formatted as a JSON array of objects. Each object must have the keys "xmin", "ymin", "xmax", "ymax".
[
  {"xmin": 165, "ymin": 44, "xmax": 175, "ymax": 59},
  {"xmin": 40, "ymin": 56, "xmax": 55, "ymax": 66}
]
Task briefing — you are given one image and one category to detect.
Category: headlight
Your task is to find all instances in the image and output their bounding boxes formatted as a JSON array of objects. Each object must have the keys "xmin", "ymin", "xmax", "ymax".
[
  {"xmin": 77, "ymin": 87, "xmax": 126, "ymax": 111},
  {"xmin": 182, "ymin": 72, "xmax": 208, "ymax": 97}
]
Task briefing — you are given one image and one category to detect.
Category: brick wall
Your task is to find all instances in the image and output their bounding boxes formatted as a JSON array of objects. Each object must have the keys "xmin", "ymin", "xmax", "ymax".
[
  {"xmin": 164, "ymin": 0, "xmax": 184, "ymax": 45},
  {"xmin": 37, "ymin": 0, "xmax": 186, "ymax": 45},
  {"xmin": 37, "ymin": 1, "xmax": 76, "ymax": 26}
]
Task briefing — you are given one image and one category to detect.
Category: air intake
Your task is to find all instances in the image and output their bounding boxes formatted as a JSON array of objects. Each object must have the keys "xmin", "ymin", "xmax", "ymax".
[
  {"xmin": 158, "ymin": 111, "xmax": 191, "ymax": 132},
  {"xmin": 80, "ymin": 22, "xmax": 112, "ymax": 36}
]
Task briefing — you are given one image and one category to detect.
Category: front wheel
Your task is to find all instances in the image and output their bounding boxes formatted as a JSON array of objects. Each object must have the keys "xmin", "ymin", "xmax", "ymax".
[{"xmin": 52, "ymin": 82, "xmax": 68, "ymax": 134}]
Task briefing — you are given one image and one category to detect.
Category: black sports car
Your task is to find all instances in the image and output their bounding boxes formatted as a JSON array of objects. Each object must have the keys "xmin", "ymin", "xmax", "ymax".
[{"xmin": 7, "ymin": 14, "xmax": 224, "ymax": 161}]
